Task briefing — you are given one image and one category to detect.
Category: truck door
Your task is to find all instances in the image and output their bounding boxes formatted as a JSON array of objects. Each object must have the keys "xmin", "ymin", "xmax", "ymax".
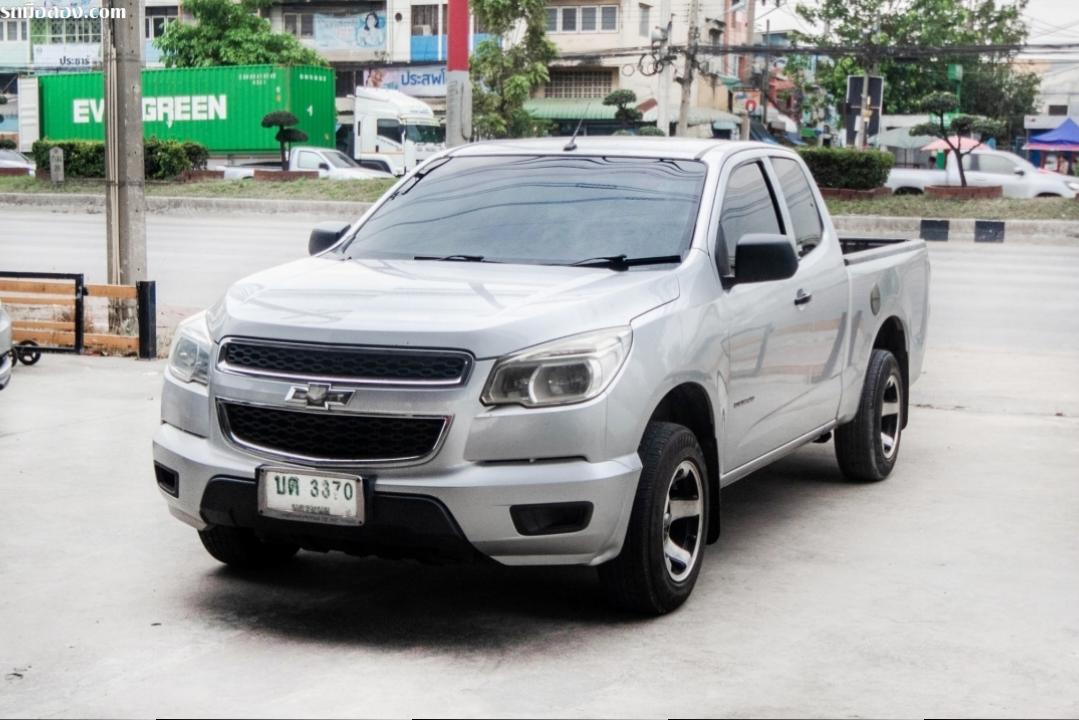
[{"xmin": 716, "ymin": 156, "xmax": 846, "ymax": 470}]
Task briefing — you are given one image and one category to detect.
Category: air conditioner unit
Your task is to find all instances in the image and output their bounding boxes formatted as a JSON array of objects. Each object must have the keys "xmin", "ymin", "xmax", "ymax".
[{"xmin": 412, "ymin": 24, "xmax": 433, "ymax": 35}]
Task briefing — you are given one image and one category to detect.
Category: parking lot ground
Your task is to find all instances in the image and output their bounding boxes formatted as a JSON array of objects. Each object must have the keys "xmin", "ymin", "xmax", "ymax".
[{"xmin": 1, "ymin": 242, "xmax": 1078, "ymax": 718}]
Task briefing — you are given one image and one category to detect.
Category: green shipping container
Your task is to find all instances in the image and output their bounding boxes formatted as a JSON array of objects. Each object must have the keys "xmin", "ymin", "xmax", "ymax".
[{"xmin": 38, "ymin": 65, "xmax": 335, "ymax": 153}]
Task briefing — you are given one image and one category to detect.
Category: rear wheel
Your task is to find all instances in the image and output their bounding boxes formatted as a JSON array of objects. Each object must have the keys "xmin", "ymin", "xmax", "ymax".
[
  {"xmin": 599, "ymin": 422, "xmax": 708, "ymax": 615},
  {"xmin": 198, "ymin": 526, "xmax": 299, "ymax": 570},
  {"xmin": 834, "ymin": 349, "xmax": 904, "ymax": 481}
]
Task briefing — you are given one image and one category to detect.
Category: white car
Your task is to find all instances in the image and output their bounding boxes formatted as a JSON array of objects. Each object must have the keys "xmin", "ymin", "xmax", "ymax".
[
  {"xmin": 887, "ymin": 149, "xmax": 1079, "ymax": 198},
  {"xmin": 0, "ymin": 301, "xmax": 12, "ymax": 390},
  {"xmin": 0, "ymin": 149, "xmax": 35, "ymax": 177},
  {"xmin": 215, "ymin": 147, "xmax": 394, "ymax": 181}
]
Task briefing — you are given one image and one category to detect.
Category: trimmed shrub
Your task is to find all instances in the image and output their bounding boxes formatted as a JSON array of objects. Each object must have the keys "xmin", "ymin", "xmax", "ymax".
[
  {"xmin": 0, "ymin": 138, "xmax": 16, "ymax": 150},
  {"xmin": 797, "ymin": 147, "xmax": 894, "ymax": 190},
  {"xmin": 637, "ymin": 125, "xmax": 665, "ymax": 136},
  {"xmin": 32, "ymin": 140, "xmax": 105, "ymax": 178},
  {"xmin": 30, "ymin": 138, "xmax": 209, "ymax": 179}
]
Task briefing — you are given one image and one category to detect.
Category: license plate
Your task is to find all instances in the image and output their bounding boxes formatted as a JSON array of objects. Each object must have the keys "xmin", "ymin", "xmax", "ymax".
[{"xmin": 258, "ymin": 467, "xmax": 364, "ymax": 526}]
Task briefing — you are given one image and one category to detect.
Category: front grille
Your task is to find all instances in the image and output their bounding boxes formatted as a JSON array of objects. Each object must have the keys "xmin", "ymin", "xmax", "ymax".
[
  {"xmin": 220, "ymin": 402, "xmax": 447, "ymax": 463},
  {"xmin": 220, "ymin": 339, "xmax": 471, "ymax": 385}
]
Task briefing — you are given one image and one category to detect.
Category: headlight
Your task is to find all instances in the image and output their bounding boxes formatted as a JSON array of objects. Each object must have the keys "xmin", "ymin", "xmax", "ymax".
[
  {"xmin": 481, "ymin": 328, "xmax": 632, "ymax": 407},
  {"xmin": 1067, "ymin": 181, "xmax": 1079, "ymax": 191},
  {"xmin": 168, "ymin": 312, "xmax": 211, "ymax": 385}
]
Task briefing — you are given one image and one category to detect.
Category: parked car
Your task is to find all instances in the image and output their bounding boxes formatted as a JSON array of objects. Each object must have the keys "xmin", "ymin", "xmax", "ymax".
[
  {"xmin": 153, "ymin": 138, "xmax": 930, "ymax": 614},
  {"xmin": 887, "ymin": 148, "xmax": 1079, "ymax": 198},
  {"xmin": 0, "ymin": 149, "xmax": 35, "ymax": 177},
  {"xmin": 214, "ymin": 147, "xmax": 393, "ymax": 181},
  {"xmin": 0, "ymin": 301, "xmax": 12, "ymax": 390}
]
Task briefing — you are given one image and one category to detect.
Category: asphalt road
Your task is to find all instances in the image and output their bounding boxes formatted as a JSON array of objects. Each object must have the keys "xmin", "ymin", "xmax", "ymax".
[{"xmin": 1, "ymin": 222, "xmax": 1078, "ymax": 717}]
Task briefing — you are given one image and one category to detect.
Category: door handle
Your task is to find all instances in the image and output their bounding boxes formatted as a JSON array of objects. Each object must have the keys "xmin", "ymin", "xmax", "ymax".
[{"xmin": 794, "ymin": 289, "xmax": 813, "ymax": 306}]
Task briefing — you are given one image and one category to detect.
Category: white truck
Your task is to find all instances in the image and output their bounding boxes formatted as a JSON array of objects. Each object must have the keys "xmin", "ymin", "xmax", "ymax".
[
  {"xmin": 154, "ymin": 138, "xmax": 930, "ymax": 615},
  {"xmin": 887, "ymin": 148, "xmax": 1079, "ymax": 198},
  {"xmin": 213, "ymin": 147, "xmax": 392, "ymax": 181},
  {"xmin": 350, "ymin": 87, "xmax": 445, "ymax": 175}
]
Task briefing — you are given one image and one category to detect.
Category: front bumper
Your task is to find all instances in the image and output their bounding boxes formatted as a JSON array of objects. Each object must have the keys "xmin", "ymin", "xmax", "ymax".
[{"xmin": 153, "ymin": 421, "xmax": 641, "ymax": 566}]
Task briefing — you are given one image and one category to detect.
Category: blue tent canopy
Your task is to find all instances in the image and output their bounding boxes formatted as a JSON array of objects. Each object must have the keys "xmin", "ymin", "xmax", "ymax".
[{"xmin": 1030, "ymin": 117, "xmax": 1079, "ymax": 145}]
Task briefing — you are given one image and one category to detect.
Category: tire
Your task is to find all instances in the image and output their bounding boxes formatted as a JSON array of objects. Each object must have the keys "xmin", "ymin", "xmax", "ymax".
[
  {"xmin": 834, "ymin": 349, "xmax": 904, "ymax": 482},
  {"xmin": 599, "ymin": 422, "xmax": 709, "ymax": 615},
  {"xmin": 197, "ymin": 526, "xmax": 299, "ymax": 570}
]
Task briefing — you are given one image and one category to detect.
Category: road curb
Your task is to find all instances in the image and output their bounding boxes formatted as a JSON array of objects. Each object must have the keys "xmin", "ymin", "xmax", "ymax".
[
  {"xmin": 0, "ymin": 192, "xmax": 371, "ymax": 218},
  {"xmin": 832, "ymin": 214, "xmax": 1079, "ymax": 245}
]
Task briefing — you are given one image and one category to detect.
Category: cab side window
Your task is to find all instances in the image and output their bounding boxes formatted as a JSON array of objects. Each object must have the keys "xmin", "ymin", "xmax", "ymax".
[
  {"xmin": 717, "ymin": 161, "xmax": 784, "ymax": 275},
  {"xmin": 377, "ymin": 119, "xmax": 402, "ymax": 145},
  {"xmin": 296, "ymin": 152, "xmax": 321, "ymax": 170},
  {"xmin": 772, "ymin": 157, "xmax": 823, "ymax": 257}
]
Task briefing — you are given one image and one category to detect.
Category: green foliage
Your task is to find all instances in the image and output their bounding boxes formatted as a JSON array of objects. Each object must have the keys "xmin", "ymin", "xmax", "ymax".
[
  {"xmin": 144, "ymin": 138, "xmax": 192, "ymax": 180},
  {"xmin": 262, "ymin": 110, "xmax": 303, "ymax": 170},
  {"xmin": 793, "ymin": 0, "xmax": 1037, "ymax": 138},
  {"xmin": 182, "ymin": 141, "xmax": 209, "ymax": 171},
  {"xmin": 603, "ymin": 90, "xmax": 643, "ymax": 126},
  {"xmin": 31, "ymin": 139, "xmax": 208, "ymax": 179},
  {"xmin": 157, "ymin": 0, "xmax": 327, "ymax": 68},
  {"xmin": 909, "ymin": 91, "xmax": 1006, "ymax": 186},
  {"xmin": 797, "ymin": 147, "xmax": 894, "ymax": 190},
  {"xmin": 638, "ymin": 126, "xmax": 665, "ymax": 136},
  {"xmin": 470, "ymin": 0, "xmax": 557, "ymax": 138},
  {"xmin": 0, "ymin": 139, "xmax": 16, "ymax": 150},
  {"xmin": 31, "ymin": 140, "xmax": 105, "ymax": 178}
]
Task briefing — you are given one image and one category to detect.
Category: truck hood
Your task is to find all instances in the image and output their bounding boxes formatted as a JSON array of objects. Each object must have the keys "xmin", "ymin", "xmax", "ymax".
[{"xmin": 210, "ymin": 257, "xmax": 680, "ymax": 358}]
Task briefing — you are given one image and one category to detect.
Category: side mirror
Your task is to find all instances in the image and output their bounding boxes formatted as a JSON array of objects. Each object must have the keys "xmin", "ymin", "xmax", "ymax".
[
  {"xmin": 733, "ymin": 233, "xmax": 798, "ymax": 284},
  {"xmin": 308, "ymin": 221, "xmax": 351, "ymax": 255},
  {"xmin": 318, "ymin": 162, "xmax": 330, "ymax": 171}
]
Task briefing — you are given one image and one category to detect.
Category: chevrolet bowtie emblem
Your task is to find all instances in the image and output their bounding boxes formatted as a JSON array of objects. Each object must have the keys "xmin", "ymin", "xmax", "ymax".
[{"xmin": 286, "ymin": 383, "xmax": 355, "ymax": 409}]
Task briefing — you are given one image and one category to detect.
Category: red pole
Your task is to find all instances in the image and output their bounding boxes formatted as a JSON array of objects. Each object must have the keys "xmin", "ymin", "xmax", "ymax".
[{"xmin": 447, "ymin": 0, "xmax": 470, "ymax": 72}]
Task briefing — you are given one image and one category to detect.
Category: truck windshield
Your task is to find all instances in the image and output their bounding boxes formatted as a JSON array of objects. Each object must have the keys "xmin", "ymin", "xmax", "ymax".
[
  {"xmin": 404, "ymin": 124, "xmax": 446, "ymax": 144},
  {"xmin": 341, "ymin": 155, "xmax": 706, "ymax": 265}
]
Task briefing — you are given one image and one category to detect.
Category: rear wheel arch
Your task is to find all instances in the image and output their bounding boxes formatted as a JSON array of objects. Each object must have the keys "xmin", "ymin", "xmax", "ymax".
[
  {"xmin": 872, "ymin": 317, "xmax": 909, "ymax": 428},
  {"xmin": 646, "ymin": 382, "xmax": 720, "ymax": 544}
]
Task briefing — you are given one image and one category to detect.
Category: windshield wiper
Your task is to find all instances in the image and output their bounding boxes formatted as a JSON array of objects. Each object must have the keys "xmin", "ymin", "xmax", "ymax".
[
  {"xmin": 567, "ymin": 254, "xmax": 683, "ymax": 271},
  {"xmin": 387, "ymin": 156, "xmax": 452, "ymax": 200},
  {"xmin": 413, "ymin": 254, "xmax": 495, "ymax": 263}
]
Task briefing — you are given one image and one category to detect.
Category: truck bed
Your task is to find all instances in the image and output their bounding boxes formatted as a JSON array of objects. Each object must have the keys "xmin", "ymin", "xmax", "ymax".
[{"xmin": 839, "ymin": 236, "xmax": 926, "ymax": 265}]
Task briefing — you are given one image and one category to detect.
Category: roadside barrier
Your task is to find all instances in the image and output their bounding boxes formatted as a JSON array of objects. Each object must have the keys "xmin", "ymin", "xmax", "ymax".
[{"xmin": 0, "ymin": 271, "xmax": 156, "ymax": 360}]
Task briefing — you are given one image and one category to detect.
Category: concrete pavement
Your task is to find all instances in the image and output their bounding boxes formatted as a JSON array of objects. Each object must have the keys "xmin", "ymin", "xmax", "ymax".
[{"xmin": 0, "ymin": 242, "xmax": 1077, "ymax": 717}]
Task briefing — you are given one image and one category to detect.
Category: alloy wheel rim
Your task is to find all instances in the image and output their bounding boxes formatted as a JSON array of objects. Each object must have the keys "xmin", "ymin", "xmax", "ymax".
[
  {"xmin": 880, "ymin": 373, "xmax": 902, "ymax": 461},
  {"xmin": 662, "ymin": 459, "xmax": 704, "ymax": 583}
]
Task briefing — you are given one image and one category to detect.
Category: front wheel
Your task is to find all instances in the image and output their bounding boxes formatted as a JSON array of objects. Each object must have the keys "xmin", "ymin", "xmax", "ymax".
[
  {"xmin": 198, "ymin": 526, "xmax": 299, "ymax": 570},
  {"xmin": 599, "ymin": 422, "xmax": 708, "ymax": 615},
  {"xmin": 834, "ymin": 349, "xmax": 904, "ymax": 481}
]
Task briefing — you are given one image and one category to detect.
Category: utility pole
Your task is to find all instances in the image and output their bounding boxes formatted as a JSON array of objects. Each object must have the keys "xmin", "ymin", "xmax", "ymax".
[
  {"xmin": 656, "ymin": 9, "xmax": 672, "ymax": 136},
  {"xmin": 675, "ymin": 0, "xmax": 700, "ymax": 136},
  {"xmin": 760, "ymin": 17, "xmax": 769, "ymax": 131},
  {"xmin": 445, "ymin": 0, "xmax": 472, "ymax": 146},
  {"xmin": 102, "ymin": 0, "xmax": 146, "ymax": 332},
  {"xmin": 742, "ymin": 0, "xmax": 757, "ymax": 85}
]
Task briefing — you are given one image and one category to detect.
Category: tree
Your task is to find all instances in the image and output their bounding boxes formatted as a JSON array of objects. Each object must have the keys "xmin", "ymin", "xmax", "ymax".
[
  {"xmin": 909, "ymin": 92, "xmax": 1005, "ymax": 187},
  {"xmin": 262, "ymin": 111, "xmax": 308, "ymax": 170},
  {"xmin": 157, "ymin": 0, "xmax": 326, "ymax": 68},
  {"xmin": 470, "ymin": 0, "xmax": 557, "ymax": 138},
  {"xmin": 603, "ymin": 90, "xmax": 643, "ymax": 129},
  {"xmin": 793, "ymin": 0, "xmax": 1037, "ymax": 139}
]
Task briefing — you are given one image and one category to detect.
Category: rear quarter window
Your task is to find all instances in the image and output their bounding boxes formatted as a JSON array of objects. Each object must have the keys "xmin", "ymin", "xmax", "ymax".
[{"xmin": 772, "ymin": 157, "xmax": 823, "ymax": 257}]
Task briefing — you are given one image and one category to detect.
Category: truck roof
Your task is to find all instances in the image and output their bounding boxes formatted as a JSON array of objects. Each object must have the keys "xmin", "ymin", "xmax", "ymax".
[{"xmin": 448, "ymin": 137, "xmax": 787, "ymax": 161}]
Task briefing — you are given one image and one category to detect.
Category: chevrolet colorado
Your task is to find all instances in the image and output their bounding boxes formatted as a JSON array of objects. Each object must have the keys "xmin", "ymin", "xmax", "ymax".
[{"xmin": 153, "ymin": 138, "xmax": 930, "ymax": 614}]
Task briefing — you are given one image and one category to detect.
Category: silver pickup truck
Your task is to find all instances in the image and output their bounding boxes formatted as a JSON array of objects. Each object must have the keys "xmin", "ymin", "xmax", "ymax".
[{"xmin": 154, "ymin": 138, "xmax": 929, "ymax": 614}]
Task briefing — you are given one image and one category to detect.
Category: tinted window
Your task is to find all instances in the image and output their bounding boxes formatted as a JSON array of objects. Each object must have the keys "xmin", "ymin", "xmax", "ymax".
[
  {"xmin": 377, "ymin": 119, "xmax": 402, "ymax": 143},
  {"xmin": 772, "ymin": 157, "xmax": 823, "ymax": 257},
  {"xmin": 718, "ymin": 162, "xmax": 783, "ymax": 274},
  {"xmin": 342, "ymin": 155, "xmax": 707, "ymax": 265}
]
